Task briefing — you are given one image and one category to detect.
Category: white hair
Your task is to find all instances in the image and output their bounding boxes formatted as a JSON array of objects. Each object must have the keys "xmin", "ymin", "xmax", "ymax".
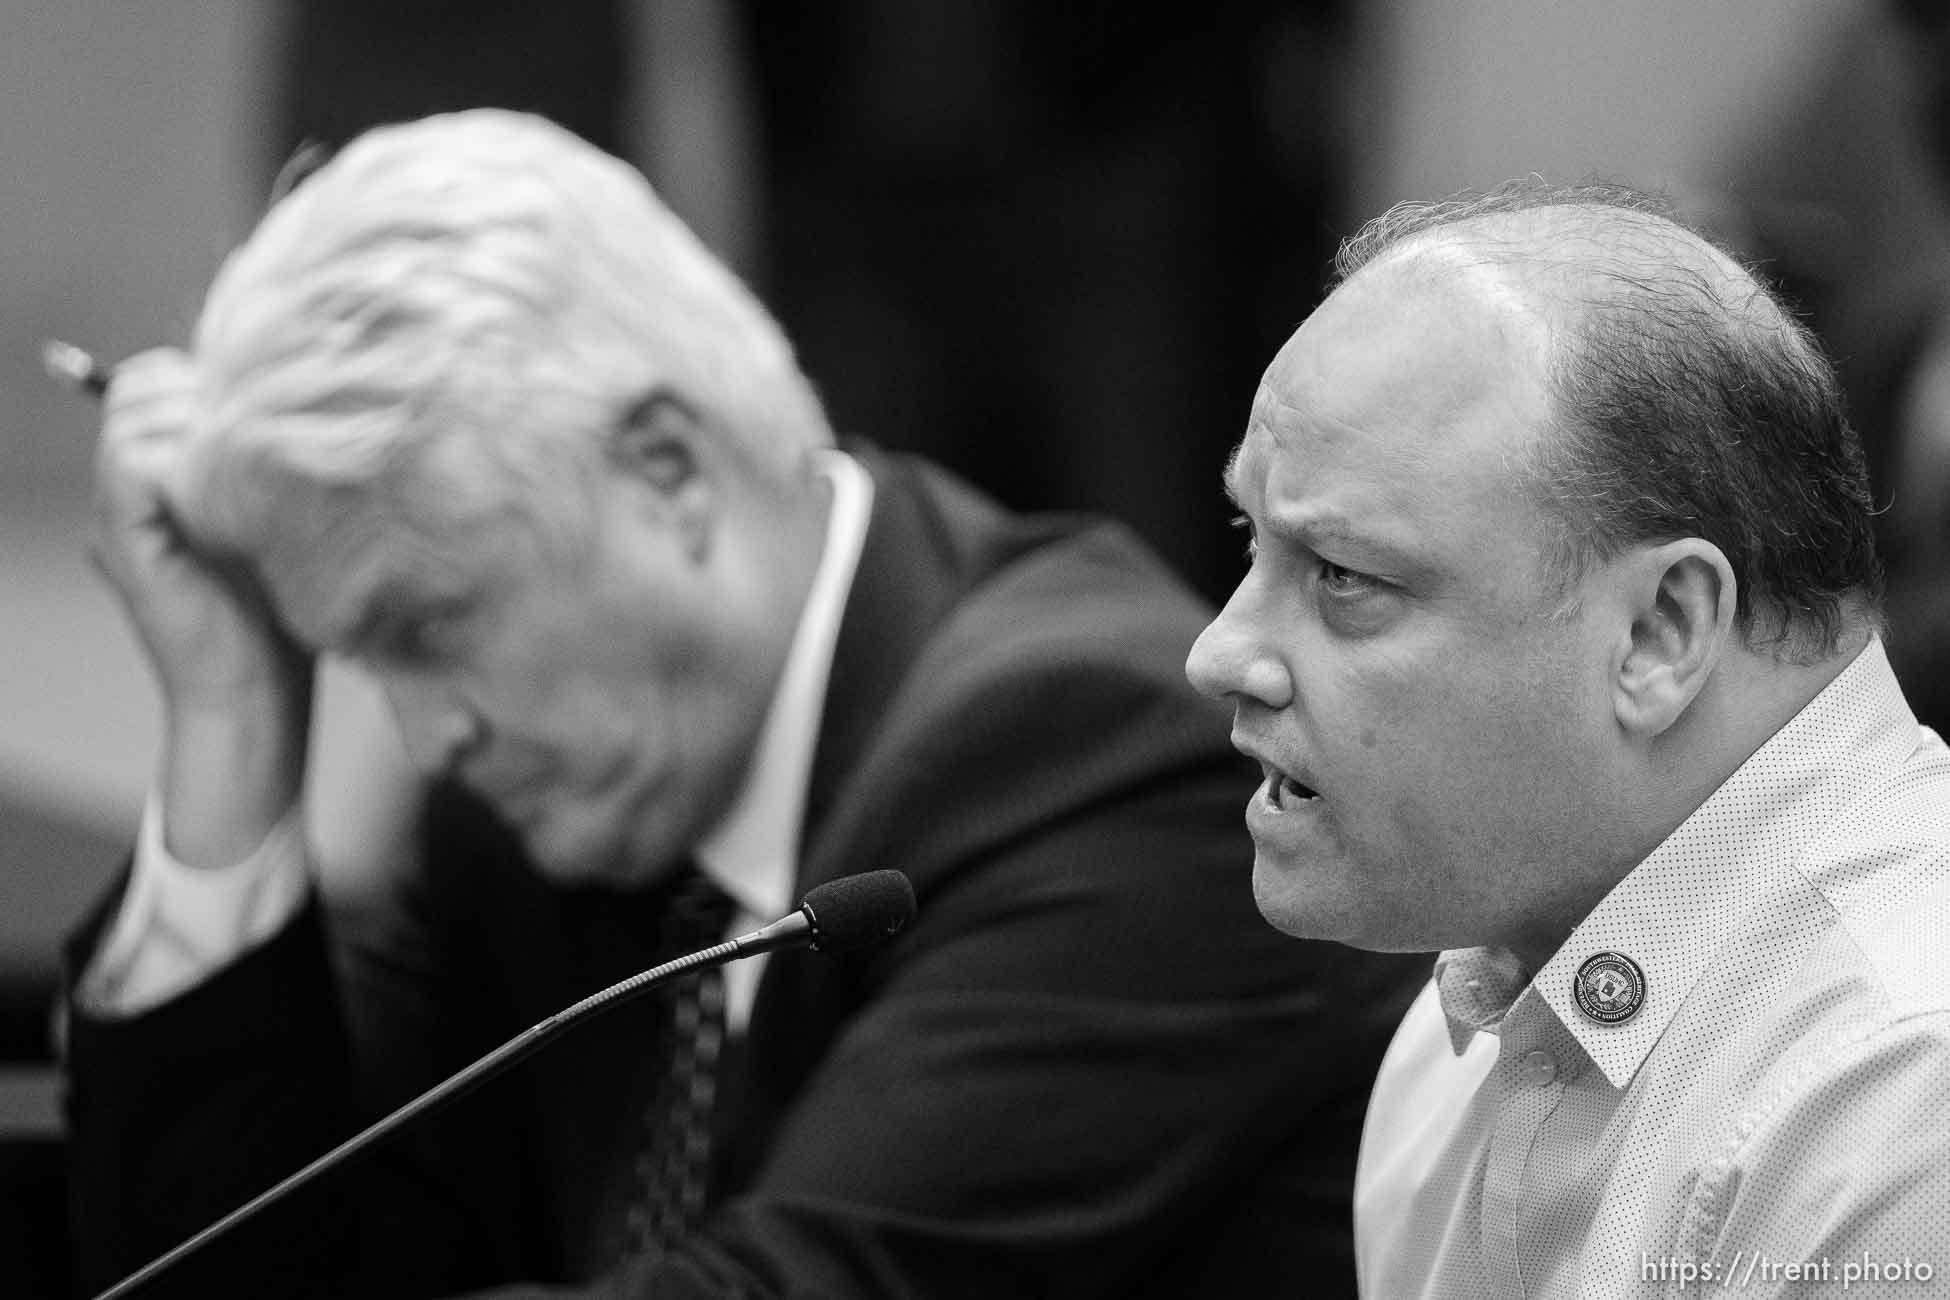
[{"xmin": 183, "ymin": 109, "xmax": 830, "ymax": 586}]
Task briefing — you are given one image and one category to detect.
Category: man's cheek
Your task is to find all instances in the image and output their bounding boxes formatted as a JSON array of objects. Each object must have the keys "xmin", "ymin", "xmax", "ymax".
[{"xmin": 1339, "ymin": 654, "xmax": 1434, "ymax": 737}]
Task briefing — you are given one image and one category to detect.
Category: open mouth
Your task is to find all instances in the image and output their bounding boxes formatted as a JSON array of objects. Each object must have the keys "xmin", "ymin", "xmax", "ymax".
[{"xmin": 1260, "ymin": 765, "xmax": 1319, "ymax": 813}]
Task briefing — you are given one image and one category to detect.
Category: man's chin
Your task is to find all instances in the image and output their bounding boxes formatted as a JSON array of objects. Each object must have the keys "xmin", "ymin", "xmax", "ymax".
[
  {"xmin": 514, "ymin": 815, "xmax": 629, "ymax": 887},
  {"xmin": 522, "ymin": 817, "xmax": 698, "ymax": 893},
  {"xmin": 1249, "ymin": 852, "xmax": 1366, "ymax": 944}
]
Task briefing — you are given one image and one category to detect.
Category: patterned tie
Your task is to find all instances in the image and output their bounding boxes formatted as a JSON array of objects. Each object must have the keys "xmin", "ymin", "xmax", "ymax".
[{"xmin": 624, "ymin": 867, "xmax": 739, "ymax": 1260}]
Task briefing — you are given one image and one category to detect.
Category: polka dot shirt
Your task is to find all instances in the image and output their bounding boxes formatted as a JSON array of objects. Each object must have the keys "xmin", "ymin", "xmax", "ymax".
[{"xmin": 1355, "ymin": 640, "xmax": 1950, "ymax": 1297}]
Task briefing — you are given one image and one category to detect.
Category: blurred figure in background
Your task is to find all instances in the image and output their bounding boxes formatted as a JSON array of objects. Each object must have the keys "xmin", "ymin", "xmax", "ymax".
[
  {"xmin": 274, "ymin": 0, "xmax": 634, "ymax": 156},
  {"xmin": 1713, "ymin": 0, "xmax": 1950, "ymax": 731},
  {"xmin": 740, "ymin": 1, "xmax": 1359, "ymax": 604},
  {"xmin": 269, "ymin": 0, "xmax": 1363, "ymax": 605}
]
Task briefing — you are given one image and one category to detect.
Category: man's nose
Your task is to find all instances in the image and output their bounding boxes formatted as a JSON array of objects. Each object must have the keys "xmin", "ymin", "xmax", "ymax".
[
  {"xmin": 381, "ymin": 672, "xmax": 485, "ymax": 774},
  {"xmin": 1186, "ymin": 579, "xmax": 1294, "ymax": 710}
]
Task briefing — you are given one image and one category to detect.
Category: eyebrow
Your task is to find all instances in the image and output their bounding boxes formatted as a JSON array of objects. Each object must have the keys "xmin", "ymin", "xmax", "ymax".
[
  {"xmin": 1238, "ymin": 484, "xmax": 1416, "ymax": 569},
  {"xmin": 1273, "ymin": 513, "xmax": 1384, "ymax": 553},
  {"xmin": 325, "ymin": 594, "xmax": 408, "ymax": 657},
  {"xmin": 1222, "ymin": 421, "xmax": 1425, "ymax": 573},
  {"xmin": 331, "ymin": 575, "xmax": 471, "ymax": 654},
  {"xmin": 1221, "ymin": 445, "xmax": 1364, "ymax": 547}
]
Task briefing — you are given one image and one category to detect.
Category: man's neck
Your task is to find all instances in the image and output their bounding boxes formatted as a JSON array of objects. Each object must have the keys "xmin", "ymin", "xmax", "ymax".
[{"xmin": 1505, "ymin": 628, "xmax": 1875, "ymax": 976}]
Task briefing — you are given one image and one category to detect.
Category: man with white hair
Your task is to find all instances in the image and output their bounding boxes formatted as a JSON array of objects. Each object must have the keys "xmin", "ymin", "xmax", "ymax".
[
  {"xmin": 1189, "ymin": 180, "xmax": 1950, "ymax": 1296},
  {"xmin": 64, "ymin": 110, "xmax": 1418, "ymax": 1296}
]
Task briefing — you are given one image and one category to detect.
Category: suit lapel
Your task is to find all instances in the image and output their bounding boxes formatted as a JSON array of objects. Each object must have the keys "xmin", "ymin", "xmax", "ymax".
[{"xmin": 798, "ymin": 444, "xmax": 1020, "ymax": 876}]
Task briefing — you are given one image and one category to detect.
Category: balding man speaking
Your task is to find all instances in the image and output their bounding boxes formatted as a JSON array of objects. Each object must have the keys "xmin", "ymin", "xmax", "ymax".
[{"xmin": 1189, "ymin": 181, "xmax": 1950, "ymax": 1296}]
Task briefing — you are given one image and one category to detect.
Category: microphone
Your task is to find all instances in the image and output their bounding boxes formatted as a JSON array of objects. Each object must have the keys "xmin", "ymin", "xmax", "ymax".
[
  {"xmin": 748, "ymin": 866, "xmax": 917, "ymax": 954},
  {"xmin": 95, "ymin": 869, "xmax": 917, "ymax": 1299}
]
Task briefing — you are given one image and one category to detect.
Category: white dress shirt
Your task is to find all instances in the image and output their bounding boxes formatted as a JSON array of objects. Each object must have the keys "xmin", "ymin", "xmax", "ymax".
[
  {"xmin": 82, "ymin": 449, "xmax": 874, "ymax": 1036},
  {"xmin": 1356, "ymin": 639, "xmax": 1950, "ymax": 1298}
]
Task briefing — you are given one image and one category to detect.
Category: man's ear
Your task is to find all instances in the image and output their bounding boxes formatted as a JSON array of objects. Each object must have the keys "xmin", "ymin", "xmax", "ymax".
[
  {"xmin": 608, "ymin": 390, "xmax": 714, "ymax": 560},
  {"xmin": 1613, "ymin": 539, "xmax": 1737, "ymax": 738}
]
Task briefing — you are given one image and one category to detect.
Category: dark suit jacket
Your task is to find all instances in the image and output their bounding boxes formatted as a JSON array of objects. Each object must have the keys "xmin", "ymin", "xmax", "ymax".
[{"xmin": 63, "ymin": 449, "xmax": 1424, "ymax": 1298}]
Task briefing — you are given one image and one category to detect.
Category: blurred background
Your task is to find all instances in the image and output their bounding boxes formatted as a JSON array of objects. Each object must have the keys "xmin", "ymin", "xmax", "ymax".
[{"xmin": 4, "ymin": 0, "xmax": 1946, "ymax": 1252}]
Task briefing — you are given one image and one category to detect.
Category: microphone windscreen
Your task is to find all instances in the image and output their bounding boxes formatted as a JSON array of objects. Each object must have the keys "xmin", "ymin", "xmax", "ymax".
[{"xmin": 801, "ymin": 870, "xmax": 917, "ymax": 952}]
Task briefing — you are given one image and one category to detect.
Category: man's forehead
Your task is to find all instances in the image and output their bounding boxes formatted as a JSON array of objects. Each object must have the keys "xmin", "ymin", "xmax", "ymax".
[
  {"xmin": 1261, "ymin": 255, "xmax": 1548, "ymax": 437},
  {"xmin": 1223, "ymin": 266, "xmax": 1559, "ymax": 554},
  {"xmin": 1223, "ymin": 409, "xmax": 1389, "ymax": 536},
  {"xmin": 1222, "ymin": 417, "xmax": 1277, "ymax": 507},
  {"xmin": 264, "ymin": 533, "xmax": 479, "ymax": 650}
]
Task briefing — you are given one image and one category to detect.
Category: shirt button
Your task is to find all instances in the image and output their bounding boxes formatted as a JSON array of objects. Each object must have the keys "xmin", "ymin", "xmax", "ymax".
[{"xmin": 1520, "ymin": 1049, "xmax": 1558, "ymax": 1087}]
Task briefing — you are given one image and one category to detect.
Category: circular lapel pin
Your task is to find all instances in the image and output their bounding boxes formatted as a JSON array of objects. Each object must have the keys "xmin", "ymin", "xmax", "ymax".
[{"xmin": 1572, "ymin": 950, "xmax": 1646, "ymax": 1025}]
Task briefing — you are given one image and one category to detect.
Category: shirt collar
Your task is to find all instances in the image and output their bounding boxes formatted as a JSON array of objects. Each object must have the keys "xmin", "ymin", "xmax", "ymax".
[
  {"xmin": 1434, "ymin": 946, "xmax": 1531, "ymax": 1055},
  {"xmin": 693, "ymin": 450, "xmax": 874, "ymax": 922},
  {"xmin": 1436, "ymin": 638, "xmax": 1920, "ymax": 1087}
]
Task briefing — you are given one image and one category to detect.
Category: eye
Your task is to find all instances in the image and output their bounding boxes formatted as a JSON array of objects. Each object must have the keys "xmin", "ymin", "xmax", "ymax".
[
  {"xmin": 389, "ymin": 616, "xmax": 456, "ymax": 665},
  {"xmin": 364, "ymin": 605, "xmax": 472, "ymax": 668},
  {"xmin": 1230, "ymin": 514, "xmax": 1258, "ymax": 562},
  {"xmin": 1318, "ymin": 560, "xmax": 1376, "ymax": 596},
  {"xmin": 1312, "ymin": 559, "xmax": 1402, "ymax": 637}
]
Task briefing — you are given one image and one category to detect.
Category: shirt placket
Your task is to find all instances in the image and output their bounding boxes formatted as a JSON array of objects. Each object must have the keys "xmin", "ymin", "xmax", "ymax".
[{"xmin": 1479, "ymin": 1013, "xmax": 1574, "ymax": 1298}]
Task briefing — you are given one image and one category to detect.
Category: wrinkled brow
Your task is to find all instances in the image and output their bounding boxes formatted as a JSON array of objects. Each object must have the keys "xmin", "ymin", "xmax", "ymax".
[{"xmin": 1221, "ymin": 443, "xmax": 1250, "ymax": 510}]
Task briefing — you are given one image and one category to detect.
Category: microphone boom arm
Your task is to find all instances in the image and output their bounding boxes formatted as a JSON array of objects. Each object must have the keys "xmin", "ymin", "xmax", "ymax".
[
  {"xmin": 94, "ymin": 915, "xmax": 814, "ymax": 1299},
  {"xmin": 94, "ymin": 867, "xmax": 914, "ymax": 1298}
]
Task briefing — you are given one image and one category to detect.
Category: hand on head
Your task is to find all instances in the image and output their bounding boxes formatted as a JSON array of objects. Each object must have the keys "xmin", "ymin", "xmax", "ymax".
[{"xmin": 91, "ymin": 346, "xmax": 315, "ymax": 867}]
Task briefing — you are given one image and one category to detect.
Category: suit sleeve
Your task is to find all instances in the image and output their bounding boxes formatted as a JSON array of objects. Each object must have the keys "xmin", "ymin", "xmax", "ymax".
[
  {"xmin": 62, "ymin": 794, "xmax": 543, "ymax": 1298},
  {"xmin": 63, "ymin": 883, "xmax": 363, "ymax": 1297}
]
